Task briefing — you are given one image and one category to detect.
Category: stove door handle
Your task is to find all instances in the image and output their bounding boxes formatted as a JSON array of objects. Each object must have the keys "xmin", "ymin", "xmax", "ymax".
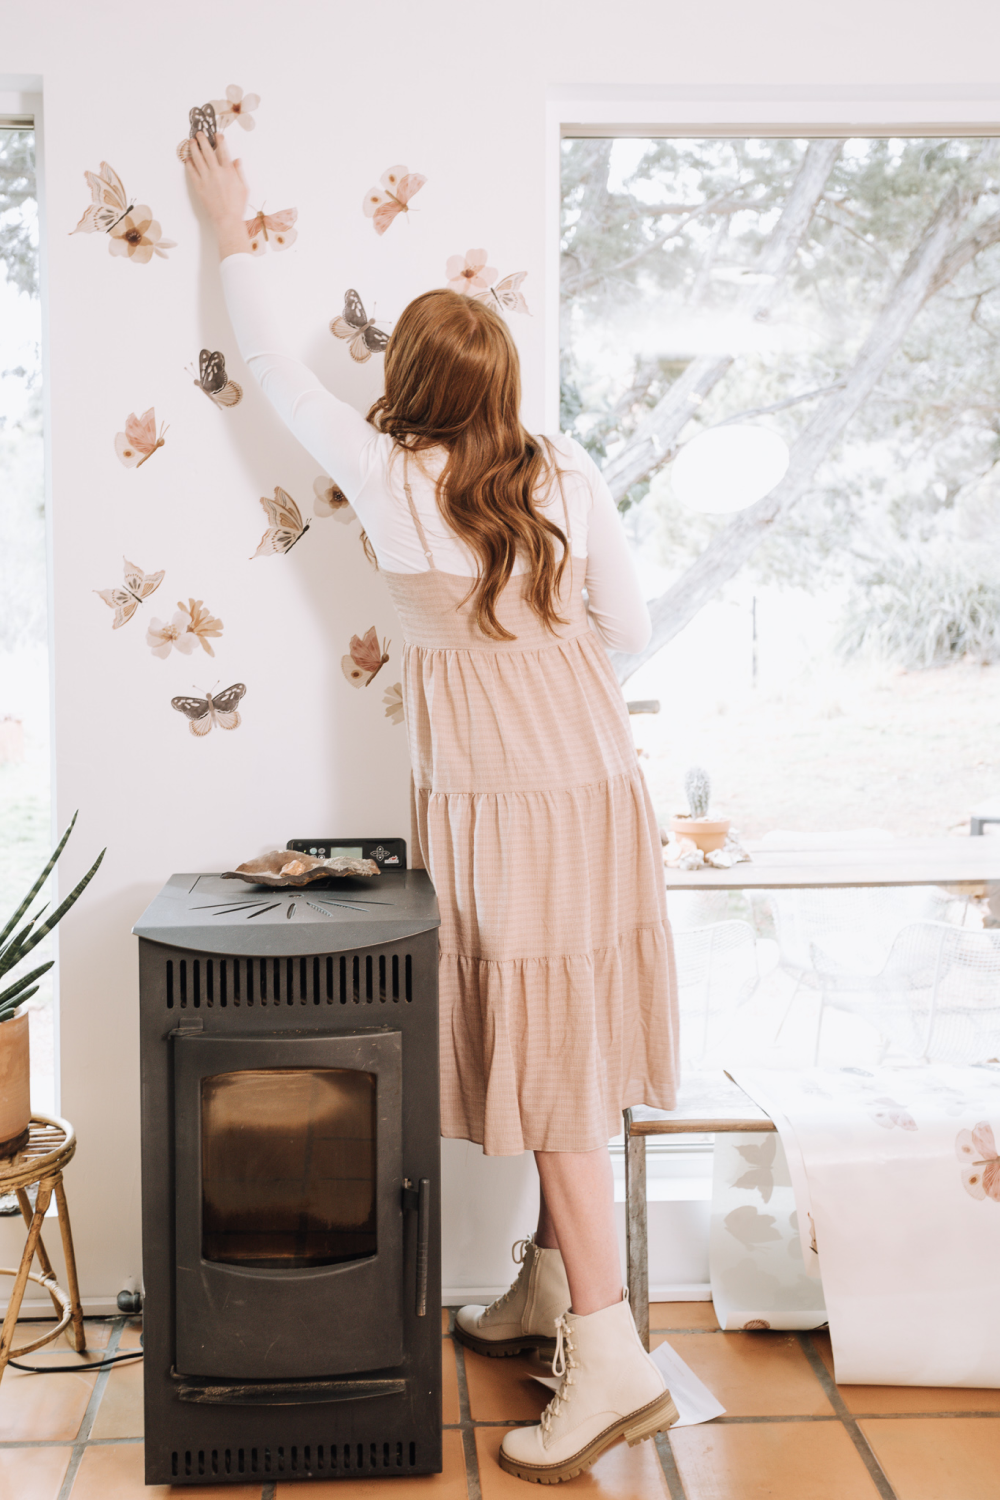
[{"xmin": 415, "ymin": 1177, "xmax": 431, "ymax": 1317}]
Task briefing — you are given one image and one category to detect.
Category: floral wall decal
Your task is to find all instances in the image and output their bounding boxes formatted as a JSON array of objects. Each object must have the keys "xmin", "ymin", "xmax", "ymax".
[
  {"xmin": 252, "ymin": 488, "xmax": 309, "ymax": 557},
  {"xmin": 383, "ymin": 682, "xmax": 404, "ymax": 724},
  {"xmin": 313, "ymin": 474, "xmax": 355, "ymax": 523},
  {"xmin": 95, "ymin": 559, "xmax": 164, "ymax": 629},
  {"xmin": 212, "ymin": 85, "xmax": 260, "ymax": 132},
  {"xmin": 330, "ymin": 290, "xmax": 389, "ymax": 363},
  {"xmin": 115, "ymin": 408, "xmax": 168, "ymax": 468},
  {"xmin": 171, "ymin": 683, "xmax": 246, "ymax": 736},
  {"xmin": 363, "ymin": 165, "xmax": 426, "ymax": 235},
  {"xmin": 245, "ymin": 206, "xmax": 297, "ymax": 253},
  {"xmin": 342, "ymin": 628, "xmax": 389, "ymax": 687},
  {"xmin": 446, "ymin": 249, "xmax": 497, "ymax": 296},
  {"xmin": 73, "ymin": 163, "xmax": 175, "ymax": 261},
  {"xmin": 147, "ymin": 599, "xmax": 223, "ymax": 659},
  {"xmin": 191, "ymin": 349, "xmax": 242, "ymax": 408},
  {"xmin": 956, "ymin": 1121, "xmax": 1000, "ymax": 1200}
]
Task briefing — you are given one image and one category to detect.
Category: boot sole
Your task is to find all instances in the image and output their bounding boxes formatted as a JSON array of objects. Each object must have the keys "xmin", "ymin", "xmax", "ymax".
[
  {"xmin": 453, "ymin": 1324, "xmax": 558, "ymax": 1360},
  {"xmin": 498, "ymin": 1389, "xmax": 680, "ymax": 1484}
]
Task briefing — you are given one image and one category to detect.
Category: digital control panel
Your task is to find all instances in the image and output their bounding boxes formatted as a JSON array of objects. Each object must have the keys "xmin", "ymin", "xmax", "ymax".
[{"xmin": 286, "ymin": 837, "xmax": 407, "ymax": 871}]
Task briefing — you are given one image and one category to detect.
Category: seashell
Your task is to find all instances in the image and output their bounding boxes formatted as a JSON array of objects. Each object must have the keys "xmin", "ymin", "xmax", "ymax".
[{"xmin": 221, "ymin": 850, "xmax": 380, "ymax": 886}]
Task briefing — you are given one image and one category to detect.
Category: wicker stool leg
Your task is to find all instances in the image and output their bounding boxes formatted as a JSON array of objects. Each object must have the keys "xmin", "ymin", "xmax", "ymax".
[
  {"xmin": 16, "ymin": 1185, "xmax": 63, "ymax": 1319},
  {"xmin": 52, "ymin": 1175, "xmax": 86, "ymax": 1352},
  {"xmin": 0, "ymin": 1178, "xmax": 53, "ymax": 1382}
]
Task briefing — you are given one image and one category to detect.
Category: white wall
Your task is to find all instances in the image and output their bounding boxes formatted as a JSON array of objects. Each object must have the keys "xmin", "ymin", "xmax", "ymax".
[{"xmin": 4, "ymin": 0, "xmax": 1000, "ymax": 1306}]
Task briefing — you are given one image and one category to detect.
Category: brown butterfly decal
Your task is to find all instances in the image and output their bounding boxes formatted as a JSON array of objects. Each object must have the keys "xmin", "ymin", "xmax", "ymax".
[
  {"xmin": 191, "ymin": 349, "xmax": 242, "ymax": 408},
  {"xmin": 115, "ymin": 408, "xmax": 168, "ymax": 468},
  {"xmin": 956, "ymin": 1121, "xmax": 1000, "ymax": 1202},
  {"xmin": 252, "ymin": 487, "xmax": 310, "ymax": 557},
  {"xmin": 95, "ymin": 558, "xmax": 165, "ymax": 629},
  {"xmin": 171, "ymin": 683, "xmax": 246, "ymax": 737},
  {"xmin": 245, "ymin": 206, "xmax": 298, "ymax": 254},
  {"xmin": 330, "ymin": 289, "xmax": 390, "ymax": 363},
  {"xmin": 177, "ymin": 103, "xmax": 218, "ymax": 162},
  {"xmin": 342, "ymin": 628, "xmax": 390, "ymax": 687},
  {"xmin": 362, "ymin": 165, "xmax": 426, "ymax": 236}
]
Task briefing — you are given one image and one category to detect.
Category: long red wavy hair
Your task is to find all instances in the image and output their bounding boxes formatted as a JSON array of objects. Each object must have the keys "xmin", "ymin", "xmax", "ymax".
[{"xmin": 367, "ymin": 288, "xmax": 568, "ymax": 640}]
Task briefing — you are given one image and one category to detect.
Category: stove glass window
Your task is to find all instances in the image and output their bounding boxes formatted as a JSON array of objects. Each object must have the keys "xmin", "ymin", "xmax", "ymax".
[{"xmin": 201, "ymin": 1068, "xmax": 377, "ymax": 1268}]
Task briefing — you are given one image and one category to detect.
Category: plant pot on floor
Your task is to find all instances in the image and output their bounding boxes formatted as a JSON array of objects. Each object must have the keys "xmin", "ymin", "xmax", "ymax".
[
  {"xmin": 0, "ymin": 1006, "xmax": 30, "ymax": 1160},
  {"xmin": 669, "ymin": 814, "xmax": 732, "ymax": 854}
]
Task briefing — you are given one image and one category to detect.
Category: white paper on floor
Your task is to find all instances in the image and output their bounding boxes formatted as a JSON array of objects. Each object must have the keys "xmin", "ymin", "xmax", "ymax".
[
  {"xmin": 731, "ymin": 1064, "xmax": 1000, "ymax": 1387},
  {"xmin": 531, "ymin": 1339, "xmax": 725, "ymax": 1426}
]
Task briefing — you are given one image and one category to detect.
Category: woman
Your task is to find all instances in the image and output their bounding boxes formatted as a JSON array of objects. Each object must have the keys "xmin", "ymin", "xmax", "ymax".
[{"xmin": 186, "ymin": 133, "xmax": 680, "ymax": 1485}]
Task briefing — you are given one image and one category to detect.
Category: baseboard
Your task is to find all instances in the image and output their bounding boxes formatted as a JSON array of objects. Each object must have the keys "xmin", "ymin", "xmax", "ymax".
[
  {"xmin": 442, "ymin": 1283, "xmax": 712, "ymax": 1305},
  {"xmin": 3, "ymin": 1296, "xmax": 123, "ymax": 1319}
]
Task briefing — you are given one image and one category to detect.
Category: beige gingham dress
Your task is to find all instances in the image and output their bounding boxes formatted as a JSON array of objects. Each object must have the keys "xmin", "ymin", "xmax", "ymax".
[{"xmin": 381, "ymin": 472, "xmax": 679, "ymax": 1156}]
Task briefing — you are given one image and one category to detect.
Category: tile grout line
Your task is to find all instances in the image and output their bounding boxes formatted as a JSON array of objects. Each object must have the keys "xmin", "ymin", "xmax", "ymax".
[
  {"xmin": 796, "ymin": 1333, "xmax": 899, "ymax": 1500},
  {"xmin": 450, "ymin": 1328, "xmax": 483, "ymax": 1500},
  {"xmin": 654, "ymin": 1430, "xmax": 689, "ymax": 1500},
  {"xmin": 55, "ymin": 1317, "xmax": 126, "ymax": 1500}
]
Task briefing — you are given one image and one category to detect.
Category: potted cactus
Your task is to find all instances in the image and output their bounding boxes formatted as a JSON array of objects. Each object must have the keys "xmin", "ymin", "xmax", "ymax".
[
  {"xmin": 0, "ymin": 813, "xmax": 104, "ymax": 1159},
  {"xmin": 669, "ymin": 766, "xmax": 732, "ymax": 853}
]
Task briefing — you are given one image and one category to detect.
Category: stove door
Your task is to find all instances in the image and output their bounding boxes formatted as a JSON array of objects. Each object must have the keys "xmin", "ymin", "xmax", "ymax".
[{"xmin": 173, "ymin": 1030, "xmax": 403, "ymax": 1378}]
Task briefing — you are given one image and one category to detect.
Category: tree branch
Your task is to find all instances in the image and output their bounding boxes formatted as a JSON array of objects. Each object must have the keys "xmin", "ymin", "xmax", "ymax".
[
  {"xmin": 611, "ymin": 176, "xmax": 974, "ymax": 683},
  {"xmin": 600, "ymin": 138, "xmax": 846, "ymax": 502}
]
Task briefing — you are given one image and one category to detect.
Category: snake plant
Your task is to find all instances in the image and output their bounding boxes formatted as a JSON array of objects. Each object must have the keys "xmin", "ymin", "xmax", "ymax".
[{"xmin": 0, "ymin": 812, "xmax": 105, "ymax": 1023}]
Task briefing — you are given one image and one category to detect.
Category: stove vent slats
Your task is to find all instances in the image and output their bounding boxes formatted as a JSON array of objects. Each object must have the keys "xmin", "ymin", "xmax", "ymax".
[
  {"xmin": 164, "ymin": 951, "xmax": 416, "ymax": 1010},
  {"xmin": 171, "ymin": 1439, "xmax": 418, "ymax": 1478}
]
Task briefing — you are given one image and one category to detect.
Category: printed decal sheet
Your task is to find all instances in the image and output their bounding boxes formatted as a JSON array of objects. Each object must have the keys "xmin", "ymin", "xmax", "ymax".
[{"xmin": 725, "ymin": 1065, "xmax": 1000, "ymax": 1387}]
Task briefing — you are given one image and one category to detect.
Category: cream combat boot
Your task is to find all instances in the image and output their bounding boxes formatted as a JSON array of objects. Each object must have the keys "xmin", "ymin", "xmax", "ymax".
[
  {"xmin": 499, "ymin": 1294, "xmax": 678, "ymax": 1483},
  {"xmin": 454, "ymin": 1236, "xmax": 570, "ymax": 1358}
]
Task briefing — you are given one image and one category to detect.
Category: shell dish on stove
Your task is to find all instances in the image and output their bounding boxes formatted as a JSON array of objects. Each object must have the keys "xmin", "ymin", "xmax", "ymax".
[{"xmin": 221, "ymin": 850, "xmax": 381, "ymax": 887}]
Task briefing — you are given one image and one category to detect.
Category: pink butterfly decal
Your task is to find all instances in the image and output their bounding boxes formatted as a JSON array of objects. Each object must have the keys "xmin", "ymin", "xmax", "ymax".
[
  {"xmin": 472, "ymin": 270, "xmax": 530, "ymax": 316},
  {"xmin": 870, "ymin": 1097, "xmax": 917, "ymax": 1131},
  {"xmin": 115, "ymin": 407, "xmax": 168, "ymax": 468},
  {"xmin": 956, "ymin": 1121, "xmax": 1000, "ymax": 1201},
  {"xmin": 342, "ymin": 627, "xmax": 390, "ymax": 688},
  {"xmin": 245, "ymin": 206, "xmax": 298, "ymax": 254},
  {"xmin": 362, "ymin": 165, "xmax": 426, "ymax": 236}
]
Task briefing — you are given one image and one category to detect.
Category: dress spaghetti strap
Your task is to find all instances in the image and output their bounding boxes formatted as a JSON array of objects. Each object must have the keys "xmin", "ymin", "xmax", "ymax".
[{"xmin": 402, "ymin": 453, "xmax": 437, "ymax": 571}]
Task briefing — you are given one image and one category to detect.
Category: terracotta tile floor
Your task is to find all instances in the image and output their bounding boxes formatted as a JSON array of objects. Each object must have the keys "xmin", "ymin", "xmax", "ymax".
[{"xmin": 2, "ymin": 1307, "xmax": 998, "ymax": 1498}]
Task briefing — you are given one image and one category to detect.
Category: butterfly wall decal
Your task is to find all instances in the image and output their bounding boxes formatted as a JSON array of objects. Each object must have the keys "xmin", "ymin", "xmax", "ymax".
[
  {"xmin": 956, "ymin": 1120, "xmax": 1000, "ymax": 1202},
  {"xmin": 473, "ymin": 270, "xmax": 530, "ymax": 316},
  {"xmin": 342, "ymin": 627, "xmax": 390, "ymax": 687},
  {"xmin": 115, "ymin": 408, "xmax": 168, "ymax": 468},
  {"xmin": 870, "ymin": 1096, "xmax": 918, "ymax": 1131},
  {"xmin": 330, "ymin": 290, "xmax": 390, "ymax": 363},
  {"xmin": 176, "ymin": 103, "xmax": 218, "ymax": 162},
  {"xmin": 252, "ymin": 487, "xmax": 310, "ymax": 557},
  {"xmin": 313, "ymin": 474, "xmax": 354, "ymax": 521},
  {"xmin": 72, "ymin": 161, "xmax": 134, "ymax": 236},
  {"xmin": 245, "ymin": 207, "xmax": 298, "ymax": 254},
  {"xmin": 191, "ymin": 349, "xmax": 243, "ymax": 408},
  {"xmin": 72, "ymin": 163, "xmax": 174, "ymax": 260},
  {"xmin": 94, "ymin": 558, "xmax": 165, "ymax": 629},
  {"xmin": 171, "ymin": 683, "xmax": 246, "ymax": 737},
  {"xmin": 362, "ymin": 165, "xmax": 426, "ymax": 236}
]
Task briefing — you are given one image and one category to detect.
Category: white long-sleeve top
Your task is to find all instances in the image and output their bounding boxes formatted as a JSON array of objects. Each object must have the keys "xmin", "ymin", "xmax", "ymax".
[{"xmin": 220, "ymin": 254, "xmax": 651, "ymax": 653}]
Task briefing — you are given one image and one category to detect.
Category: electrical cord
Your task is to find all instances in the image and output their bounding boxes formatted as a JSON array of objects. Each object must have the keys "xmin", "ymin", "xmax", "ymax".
[{"xmin": 8, "ymin": 1348, "xmax": 143, "ymax": 1373}]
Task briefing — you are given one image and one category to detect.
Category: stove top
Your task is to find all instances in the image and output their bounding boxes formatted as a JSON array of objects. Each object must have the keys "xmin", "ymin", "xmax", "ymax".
[{"xmin": 133, "ymin": 871, "xmax": 440, "ymax": 955}]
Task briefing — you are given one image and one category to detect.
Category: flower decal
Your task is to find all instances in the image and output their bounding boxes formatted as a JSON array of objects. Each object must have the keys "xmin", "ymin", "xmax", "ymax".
[
  {"xmin": 146, "ymin": 612, "xmax": 198, "ymax": 659},
  {"xmin": 211, "ymin": 84, "xmax": 260, "ymax": 132},
  {"xmin": 446, "ymin": 248, "xmax": 498, "ymax": 296},
  {"xmin": 179, "ymin": 598, "xmax": 224, "ymax": 657},
  {"xmin": 109, "ymin": 207, "xmax": 176, "ymax": 263},
  {"xmin": 313, "ymin": 474, "xmax": 355, "ymax": 523},
  {"xmin": 383, "ymin": 682, "xmax": 404, "ymax": 725}
]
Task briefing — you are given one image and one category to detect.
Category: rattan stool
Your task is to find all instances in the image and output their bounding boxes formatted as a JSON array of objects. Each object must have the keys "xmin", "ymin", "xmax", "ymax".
[{"xmin": 0, "ymin": 1115, "xmax": 85, "ymax": 1383}]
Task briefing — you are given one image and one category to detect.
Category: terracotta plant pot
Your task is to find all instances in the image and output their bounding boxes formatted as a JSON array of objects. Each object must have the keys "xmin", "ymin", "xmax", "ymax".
[
  {"xmin": 669, "ymin": 814, "xmax": 732, "ymax": 854},
  {"xmin": 0, "ymin": 1006, "xmax": 30, "ymax": 1160}
]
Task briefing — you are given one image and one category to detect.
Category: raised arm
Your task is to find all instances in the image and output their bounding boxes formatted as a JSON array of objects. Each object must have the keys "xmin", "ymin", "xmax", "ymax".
[{"xmin": 183, "ymin": 133, "xmax": 376, "ymax": 500}]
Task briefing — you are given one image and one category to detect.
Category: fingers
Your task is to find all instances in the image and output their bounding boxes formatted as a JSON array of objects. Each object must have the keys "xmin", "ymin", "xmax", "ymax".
[{"xmin": 215, "ymin": 132, "xmax": 232, "ymax": 167}]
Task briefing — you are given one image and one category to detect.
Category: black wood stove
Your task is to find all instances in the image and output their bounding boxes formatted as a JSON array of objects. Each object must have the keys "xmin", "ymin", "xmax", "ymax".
[{"xmin": 133, "ymin": 848, "xmax": 441, "ymax": 1486}]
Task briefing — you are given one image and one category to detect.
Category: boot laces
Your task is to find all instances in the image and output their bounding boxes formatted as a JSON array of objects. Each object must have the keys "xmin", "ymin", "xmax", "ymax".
[
  {"xmin": 540, "ymin": 1315, "xmax": 578, "ymax": 1434},
  {"xmin": 483, "ymin": 1236, "xmax": 532, "ymax": 1316}
]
